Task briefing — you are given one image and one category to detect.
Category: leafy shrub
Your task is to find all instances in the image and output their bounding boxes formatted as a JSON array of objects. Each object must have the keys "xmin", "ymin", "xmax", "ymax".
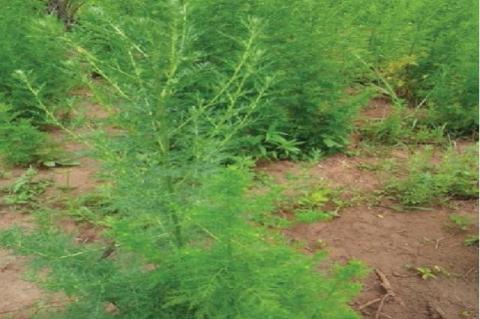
[
  {"xmin": 0, "ymin": 0, "xmax": 74, "ymax": 123},
  {"xmin": 73, "ymin": 0, "xmax": 373, "ymax": 158},
  {"xmin": 193, "ymin": 0, "xmax": 375, "ymax": 154},
  {"xmin": 386, "ymin": 144, "xmax": 479, "ymax": 207},
  {"xmin": 12, "ymin": 2, "xmax": 368, "ymax": 316},
  {"xmin": 359, "ymin": 0, "xmax": 479, "ymax": 136},
  {"xmin": 0, "ymin": 104, "xmax": 52, "ymax": 166},
  {"xmin": 0, "ymin": 168, "xmax": 366, "ymax": 319}
]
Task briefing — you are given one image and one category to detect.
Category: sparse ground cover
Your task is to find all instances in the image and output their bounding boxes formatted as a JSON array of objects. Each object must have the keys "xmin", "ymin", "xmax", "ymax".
[{"xmin": 0, "ymin": 1, "xmax": 478, "ymax": 319}]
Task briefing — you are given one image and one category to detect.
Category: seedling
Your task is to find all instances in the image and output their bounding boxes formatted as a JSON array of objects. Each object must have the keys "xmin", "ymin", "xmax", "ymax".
[
  {"xmin": 416, "ymin": 267, "xmax": 436, "ymax": 280},
  {"xmin": 414, "ymin": 265, "xmax": 450, "ymax": 280},
  {"xmin": 448, "ymin": 214, "xmax": 473, "ymax": 231},
  {"xmin": 464, "ymin": 235, "xmax": 479, "ymax": 247},
  {"xmin": 290, "ymin": 185, "xmax": 345, "ymax": 224},
  {"xmin": 298, "ymin": 187, "xmax": 331, "ymax": 207}
]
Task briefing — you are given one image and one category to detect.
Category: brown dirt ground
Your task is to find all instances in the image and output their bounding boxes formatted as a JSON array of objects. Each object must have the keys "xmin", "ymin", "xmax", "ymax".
[{"xmin": 259, "ymin": 148, "xmax": 479, "ymax": 319}]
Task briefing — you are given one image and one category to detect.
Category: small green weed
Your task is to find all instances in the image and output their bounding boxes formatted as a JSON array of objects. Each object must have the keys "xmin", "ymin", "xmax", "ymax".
[
  {"xmin": 295, "ymin": 209, "xmax": 335, "ymax": 223},
  {"xmin": 291, "ymin": 185, "xmax": 347, "ymax": 224},
  {"xmin": 464, "ymin": 235, "xmax": 479, "ymax": 247},
  {"xmin": 0, "ymin": 105, "xmax": 55, "ymax": 166},
  {"xmin": 298, "ymin": 187, "xmax": 331, "ymax": 207},
  {"xmin": 415, "ymin": 266, "xmax": 437, "ymax": 280},
  {"xmin": 414, "ymin": 265, "xmax": 450, "ymax": 280},
  {"xmin": 448, "ymin": 214, "xmax": 473, "ymax": 232},
  {"xmin": 2, "ymin": 167, "xmax": 51, "ymax": 206}
]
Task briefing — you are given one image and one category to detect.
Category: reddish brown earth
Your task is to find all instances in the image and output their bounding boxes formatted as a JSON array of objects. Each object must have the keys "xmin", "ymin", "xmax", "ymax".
[{"xmin": 259, "ymin": 150, "xmax": 479, "ymax": 319}]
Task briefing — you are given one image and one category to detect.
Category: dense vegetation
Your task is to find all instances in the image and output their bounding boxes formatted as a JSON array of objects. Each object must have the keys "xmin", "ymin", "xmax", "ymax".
[{"xmin": 0, "ymin": 0, "xmax": 477, "ymax": 318}]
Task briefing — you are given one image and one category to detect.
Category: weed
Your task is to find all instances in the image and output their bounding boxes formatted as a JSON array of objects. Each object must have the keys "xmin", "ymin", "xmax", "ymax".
[
  {"xmin": 416, "ymin": 266, "xmax": 437, "ymax": 280},
  {"xmin": 448, "ymin": 215, "xmax": 473, "ymax": 232},
  {"xmin": 290, "ymin": 185, "xmax": 347, "ymax": 224},
  {"xmin": 414, "ymin": 265, "xmax": 450, "ymax": 280},
  {"xmin": 464, "ymin": 235, "xmax": 479, "ymax": 247},
  {"xmin": 67, "ymin": 190, "xmax": 118, "ymax": 224},
  {"xmin": 295, "ymin": 210, "xmax": 335, "ymax": 224},
  {"xmin": 0, "ymin": 104, "xmax": 57, "ymax": 166},
  {"xmin": 386, "ymin": 144, "xmax": 479, "ymax": 207},
  {"xmin": 2, "ymin": 167, "xmax": 51, "ymax": 206}
]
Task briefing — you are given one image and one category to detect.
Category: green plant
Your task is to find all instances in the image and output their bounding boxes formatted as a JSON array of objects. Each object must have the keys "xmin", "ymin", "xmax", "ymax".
[
  {"xmin": 448, "ymin": 215, "xmax": 473, "ymax": 232},
  {"xmin": 0, "ymin": 168, "xmax": 366, "ymax": 319},
  {"xmin": 413, "ymin": 265, "xmax": 449, "ymax": 280},
  {"xmin": 0, "ymin": 0, "xmax": 75, "ymax": 124},
  {"xmin": 298, "ymin": 187, "xmax": 331, "ymax": 207},
  {"xmin": 74, "ymin": 0, "xmax": 376, "ymax": 158},
  {"xmin": 13, "ymin": 2, "xmax": 369, "ymax": 317},
  {"xmin": 66, "ymin": 189, "xmax": 118, "ymax": 224},
  {"xmin": 415, "ymin": 266, "xmax": 437, "ymax": 280},
  {"xmin": 0, "ymin": 104, "xmax": 56, "ymax": 166},
  {"xmin": 464, "ymin": 235, "xmax": 479, "ymax": 247},
  {"xmin": 437, "ymin": 145, "xmax": 479, "ymax": 199},
  {"xmin": 287, "ymin": 185, "xmax": 347, "ymax": 224},
  {"xmin": 295, "ymin": 209, "xmax": 335, "ymax": 224},
  {"xmin": 2, "ymin": 167, "xmax": 51, "ymax": 206},
  {"xmin": 386, "ymin": 144, "xmax": 479, "ymax": 207}
]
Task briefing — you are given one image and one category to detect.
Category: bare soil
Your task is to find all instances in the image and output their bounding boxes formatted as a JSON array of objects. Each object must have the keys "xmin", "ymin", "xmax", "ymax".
[{"xmin": 260, "ymin": 151, "xmax": 479, "ymax": 319}]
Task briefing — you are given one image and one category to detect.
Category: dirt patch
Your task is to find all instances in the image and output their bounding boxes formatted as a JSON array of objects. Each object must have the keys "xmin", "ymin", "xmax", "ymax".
[
  {"xmin": 359, "ymin": 97, "xmax": 393, "ymax": 120},
  {"xmin": 0, "ymin": 211, "xmax": 35, "ymax": 232},
  {"xmin": 260, "ymin": 148, "xmax": 479, "ymax": 319},
  {"xmin": 310, "ymin": 154, "xmax": 381, "ymax": 192},
  {"xmin": 0, "ymin": 250, "xmax": 66, "ymax": 319},
  {"xmin": 0, "ymin": 249, "xmax": 44, "ymax": 319},
  {"xmin": 286, "ymin": 202, "xmax": 479, "ymax": 319}
]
